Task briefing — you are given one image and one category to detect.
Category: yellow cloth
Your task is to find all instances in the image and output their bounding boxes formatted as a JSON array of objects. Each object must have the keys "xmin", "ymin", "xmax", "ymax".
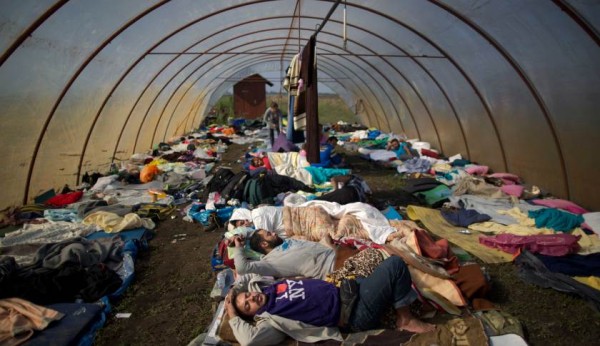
[
  {"xmin": 573, "ymin": 276, "xmax": 600, "ymax": 291},
  {"xmin": 573, "ymin": 229, "xmax": 600, "ymax": 255},
  {"xmin": 498, "ymin": 207, "xmax": 536, "ymax": 226},
  {"xmin": 407, "ymin": 205, "xmax": 513, "ymax": 263},
  {"xmin": 468, "ymin": 222, "xmax": 553, "ymax": 236},
  {"xmin": 83, "ymin": 211, "xmax": 155, "ymax": 233},
  {"xmin": 267, "ymin": 152, "xmax": 312, "ymax": 185}
]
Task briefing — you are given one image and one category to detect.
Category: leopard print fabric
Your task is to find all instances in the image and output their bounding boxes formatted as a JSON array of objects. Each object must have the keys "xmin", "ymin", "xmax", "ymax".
[{"xmin": 327, "ymin": 248, "xmax": 384, "ymax": 285}]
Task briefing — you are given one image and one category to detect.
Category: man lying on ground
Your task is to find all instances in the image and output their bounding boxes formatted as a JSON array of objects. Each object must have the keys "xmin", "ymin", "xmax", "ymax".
[
  {"xmin": 232, "ymin": 230, "xmax": 337, "ymax": 279},
  {"xmin": 225, "ymin": 256, "xmax": 435, "ymax": 345}
]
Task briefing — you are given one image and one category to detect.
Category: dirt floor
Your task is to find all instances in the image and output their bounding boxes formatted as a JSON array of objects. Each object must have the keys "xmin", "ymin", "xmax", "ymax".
[{"xmin": 95, "ymin": 143, "xmax": 600, "ymax": 346}]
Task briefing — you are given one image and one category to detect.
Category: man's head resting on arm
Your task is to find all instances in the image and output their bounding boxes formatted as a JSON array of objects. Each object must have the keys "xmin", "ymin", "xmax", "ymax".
[
  {"xmin": 249, "ymin": 229, "xmax": 284, "ymax": 255},
  {"xmin": 230, "ymin": 289, "xmax": 268, "ymax": 321}
]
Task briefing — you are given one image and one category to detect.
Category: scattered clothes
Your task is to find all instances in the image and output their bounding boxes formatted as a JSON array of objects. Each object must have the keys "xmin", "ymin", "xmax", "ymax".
[
  {"xmin": 474, "ymin": 309, "xmax": 524, "ymax": 339},
  {"xmin": 468, "ymin": 221, "xmax": 553, "ymax": 236},
  {"xmin": 83, "ymin": 212, "xmax": 155, "ymax": 233},
  {"xmin": 515, "ymin": 250, "xmax": 600, "ymax": 312},
  {"xmin": 441, "ymin": 208, "xmax": 492, "ymax": 227},
  {"xmin": 535, "ymin": 252, "xmax": 600, "ymax": 277},
  {"xmin": 582, "ymin": 212, "xmax": 600, "ymax": 236},
  {"xmin": 396, "ymin": 157, "xmax": 431, "ymax": 174},
  {"xmin": 303, "ymin": 167, "xmax": 350, "ymax": 185},
  {"xmin": 453, "ymin": 176, "xmax": 504, "ymax": 198},
  {"xmin": 406, "ymin": 316, "xmax": 486, "ymax": 346},
  {"xmin": 487, "ymin": 172, "xmax": 521, "ymax": 185},
  {"xmin": 479, "ymin": 233, "xmax": 581, "ymax": 256},
  {"xmin": 43, "ymin": 208, "xmax": 79, "ymax": 222},
  {"xmin": 449, "ymin": 195, "xmax": 545, "ymax": 225},
  {"xmin": 0, "ymin": 298, "xmax": 64, "ymax": 346},
  {"xmin": 400, "ymin": 177, "xmax": 442, "ymax": 194},
  {"xmin": 407, "ymin": 205, "xmax": 513, "ymax": 263},
  {"xmin": 44, "ymin": 191, "xmax": 84, "ymax": 207},
  {"xmin": 464, "ymin": 165, "xmax": 489, "ymax": 176},
  {"xmin": 0, "ymin": 221, "xmax": 97, "ymax": 248},
  {"xmin": 528, "ymin": 208, "xmax": 584, "ymax": 232},
  {"xmin": 27, "ymin": 302, "xmax": 105, "ymax": 346},
  {"xmin": 415, "ymin": 185, "xmax": 452, "ymax": 208},
  {"xmin": 573, "ymin": 276, "xmax": 600, "ymax": 291},
  {"xmin": 500, "ymin": 184, "xmax": 524, "ymax": 197},
  {"xmin": 531, "ymin": 198, "xmax": 588, "ymax": 215}
]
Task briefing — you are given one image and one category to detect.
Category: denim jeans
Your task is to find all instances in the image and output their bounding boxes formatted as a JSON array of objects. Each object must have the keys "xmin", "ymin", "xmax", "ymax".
[{"xmin": 348, "ymin": 256, "xmax": 417, "ymax": 331}]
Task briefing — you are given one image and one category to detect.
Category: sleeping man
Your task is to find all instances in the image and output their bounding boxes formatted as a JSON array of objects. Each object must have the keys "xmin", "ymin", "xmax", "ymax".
[
  {"xmin": 225, "ymin": 256, "xmax": 435, "ymax": 345},
  {"xmin": 232, "ymin": 230, "xmax": 337, "ymax": 279}
]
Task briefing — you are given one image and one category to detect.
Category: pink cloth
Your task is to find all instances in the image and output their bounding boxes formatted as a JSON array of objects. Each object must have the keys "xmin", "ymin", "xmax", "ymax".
[
  {"xmin": 488, "ymin": 172, "xmax": 520, "ymax": 185},
  {"xmin": 531, "ymin": 199, "xmax": 588, "ymax": 215},
  {"xmin": 479, "ymin": 233, "xmax": 581, "ymax": 256},
  {"xmin": 465, "ymin": 165, "xmax": 489, "ymax": 176},
  {"xmin": 501, "ymin": 184, "xmax": 524, "ymax": 197}
]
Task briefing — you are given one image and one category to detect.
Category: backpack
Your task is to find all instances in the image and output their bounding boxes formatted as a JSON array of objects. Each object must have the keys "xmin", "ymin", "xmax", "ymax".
[
  {"xmin": 243, "ymin": 174, "xmax": 274, "ymax": 206},
  {"xmin": 201, "ymin": 167, "xmax": 235, "ymax": 202},
  {"xmin": 221, "ymin": 171, "xmax": 250, "ymax": 201}
]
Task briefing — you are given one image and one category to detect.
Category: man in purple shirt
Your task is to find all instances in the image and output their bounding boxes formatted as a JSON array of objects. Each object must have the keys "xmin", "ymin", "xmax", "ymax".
[{"xmin": 225, "ymin": 256, "xmax": 435, "ymax": 345}]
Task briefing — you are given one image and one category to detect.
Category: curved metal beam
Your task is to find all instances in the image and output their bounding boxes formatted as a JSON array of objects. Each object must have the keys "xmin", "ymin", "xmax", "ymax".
[
  {"xmin": 148, "ymin": 33, "xmax": 402, "ymax": 147},
  {"xmin": 177, "ymin": 57, "xmax": 367, "ymax": 135},
  {"xmin": 552, "ymin": 0, "xmax": 600, "ymax": 47},
  {"xmin": 430, "ymin": 0, "xmax": 570, "ymax": 197},
  {"xmin": 75, "ymin": 0, "xmax": 277, "ymax": 183},
  {"xmin": 0, "ymin": 0, "xmax": 68, "ymax": 67},
  {"xmin": 335, "ymin": 0, "xmax": 508, "ymax": 170},
  {"xmin": 150, "ymin": 38, "xmax": 390, "ymax": 149},
  {"xmin": 181, "ymin": 52, "xmax": 381, "ymax": 136},
  {"xmin": 23, "ymin": 0, "xmax": 169, "ymax": 203}
]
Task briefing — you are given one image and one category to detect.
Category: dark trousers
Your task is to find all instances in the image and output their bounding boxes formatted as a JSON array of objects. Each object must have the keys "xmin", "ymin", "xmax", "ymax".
[
  {"xmin": 348, "ymin": 256, "xmax": 416, "ymax": 331},
  {"xmin": 269, "ymin": 127, "xmax": 280, "ymax": 145}
]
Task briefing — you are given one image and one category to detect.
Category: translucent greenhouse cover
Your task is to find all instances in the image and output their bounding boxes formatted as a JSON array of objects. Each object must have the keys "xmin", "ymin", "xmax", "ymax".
[{"xmin": 0, "ymin": 0, "xmax": 599, "ymax": 210}]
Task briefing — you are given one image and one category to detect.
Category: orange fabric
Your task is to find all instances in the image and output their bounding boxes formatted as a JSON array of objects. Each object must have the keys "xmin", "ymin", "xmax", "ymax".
[
  {"xmin": 222, "ymin": 127, "xmax": 235, "ymax": 136},
  {"xmin": 415, "ymin": 229, "xmax": 460, "ymax": 274},
  {"xmin": 140, "ymin": 164, "xmax": 159, "ymax": 183},
  {"xmin": 453, "ymin": 264, "xmax": 491, "ymax": 301},
  {"xmin": 0, "ymin": 298, "xmax": 64, "ymax": 346}
]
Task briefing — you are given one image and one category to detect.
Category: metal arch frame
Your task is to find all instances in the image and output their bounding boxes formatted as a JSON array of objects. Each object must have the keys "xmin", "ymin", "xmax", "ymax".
[
  {"xmin": 140, "ymin": 30, "xmax": 398, "ymax": 151},
  {"xmin": 96, "ymin": 11, "xmax": 465, "ymax": 184},
  {"xmin": 183, "ymin": 67, "xmax": 355, "ymax": 134},
  {"xmin": 54, "ymin": 4, "xmax": 455, "ymax": 190},
  {"xmin": 0, "ymin": 0, "xmax": 69, "ymax": 67},
  {"xmin": 143, "ymin": 15, "xmax": 459, "ymax": 150},
  {"xmin": 19, "ymin": 0, "xmax": 489, "ymax": 197},
  {"xmin": 145, "ymin": 38, "xmax": 384, "ymax": 150},
  {"xmin": 146, "ymin": 17, "xmax": 452, "ymax": 147},
  {"xmin": 146, "ymin": 32, "xmax": 409, "ymax": 147},
  {"xmin": 176, "ymin": 58, "xmax": 360, "ymax": 136},
  {"xmin": 70, "ymin": 0, "xmax": 282, "ymax": 185},
  {"xmin": 147, "ymin": 37, "xmax": 390, "ymax": 148},
  {"xmin": 174, "ymin": 47, "xmax": 382, "ymax": 137},
  {"xmin": 21, "ymin": 0, "xmax": 170, "ymax": 203},
  {"xmin": 552, "ymin": 0, "xmax": 600, "ymax": 47},
  {"xmin": 333, "ymin": 0, "xmax": 508, "ymax": 171},
  {"xmin": 280, "ymin": 0, "xmax": 302, "ymax": 70},
  {"xmin": 429, "ymin": 0, "xmax": 570, "ymax": 198}
]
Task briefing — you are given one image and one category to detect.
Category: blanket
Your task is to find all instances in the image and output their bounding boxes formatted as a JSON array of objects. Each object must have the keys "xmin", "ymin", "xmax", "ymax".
[
  {"xmin": 267, "ymin": 152, "xmax": 313, "ymax": 185},
  {"xmin": 407, "ymin": 205, "xmax": 513, "ymax": 263},
  {"xmin": 283, "ymin": 201, "xmax": 399, "ymax": 244}
]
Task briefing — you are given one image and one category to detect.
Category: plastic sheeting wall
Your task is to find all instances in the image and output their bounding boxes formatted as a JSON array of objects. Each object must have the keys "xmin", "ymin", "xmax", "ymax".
[{"xmin": 0, "ymin": 0, "xmax": 598, "ymax": 210}]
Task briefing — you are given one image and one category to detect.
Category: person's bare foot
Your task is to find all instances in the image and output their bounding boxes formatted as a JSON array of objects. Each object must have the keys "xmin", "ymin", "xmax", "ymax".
[{"xmin": 396, "ymin": 318, "xmax": 436, "ymax": 333}]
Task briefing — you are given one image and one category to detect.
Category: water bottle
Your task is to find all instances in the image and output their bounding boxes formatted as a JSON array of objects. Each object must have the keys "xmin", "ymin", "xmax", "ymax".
[{"xmin": 216, "ymin": 270, "xmax": 227, "ymax": 289}]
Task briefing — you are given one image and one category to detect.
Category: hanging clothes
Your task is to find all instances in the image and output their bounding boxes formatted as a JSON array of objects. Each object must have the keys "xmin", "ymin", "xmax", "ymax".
[
  {"xmin": 301, "ymin": 35, "xmax": 320, "ymax": 164},
  {"xmin": 284, "ymin": 53, "xmax": 301, "ymax": 96}
]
